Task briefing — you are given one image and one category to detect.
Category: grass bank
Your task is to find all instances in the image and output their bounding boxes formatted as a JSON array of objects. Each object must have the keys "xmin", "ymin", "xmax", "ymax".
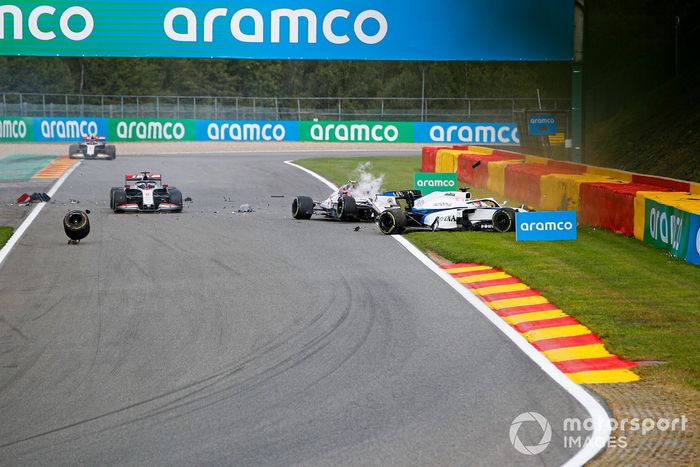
[
  {"xmin": 0, "ymin": 227, "xmax": 12, "ymax": 248},
  {"xmin": 296, "ymin": 156, "xmax": 700, "ymax": 390}
]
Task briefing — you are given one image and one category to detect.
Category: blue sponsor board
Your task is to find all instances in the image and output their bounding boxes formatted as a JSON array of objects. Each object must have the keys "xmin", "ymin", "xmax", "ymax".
[
  {"xmin": 414, "ymin": 122, "xmax": 520, "ymax": 145},
  {"xmin": 196, "ymin": 120, "xmax": 298, "ymax": 142},
  {"xmin": 516, "ymin": 211, "xmax": 577, "ymax": 242},
  {"xmin": 1, "ymin": 1, "xmax": 573, "ymax": 61},
  {"xmin": 34, "ymin": 117, "xmax": 108, "ymax": 142},
  {"xmin": 528, "ymin": 114, "xmax": 557, "ymax": 136},
  {"xmin": 685, "ymin": 214, "xmax": 700, "ymax": 266}
]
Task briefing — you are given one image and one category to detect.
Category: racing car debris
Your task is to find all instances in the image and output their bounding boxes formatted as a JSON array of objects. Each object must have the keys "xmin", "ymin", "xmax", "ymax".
[
  {"xmin": 69, "ymin": 134, "xmax": 116, "ymax": 160},
  {"xmin": 376, "ymin": 189, "xmax": 530, "ymax": 235},
  {"xmin": 110, "ymin": 172, "xmax": 183, "ymax": 213}
]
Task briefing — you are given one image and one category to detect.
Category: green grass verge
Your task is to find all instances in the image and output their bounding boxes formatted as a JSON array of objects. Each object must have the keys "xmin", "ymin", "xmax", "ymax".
[
  {"xmin": 296, "ymin": 156, "xmax": 700, "ymax": 390},
  {"xmin": 0, "ymin": 227, "xmax": 12, "ymax": 248}
]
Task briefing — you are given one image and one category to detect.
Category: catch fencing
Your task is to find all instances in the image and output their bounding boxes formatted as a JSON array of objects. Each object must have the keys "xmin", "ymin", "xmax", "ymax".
[{"xmin": 0, "ymin": 93, "xmax": 570, "ymax": 123}]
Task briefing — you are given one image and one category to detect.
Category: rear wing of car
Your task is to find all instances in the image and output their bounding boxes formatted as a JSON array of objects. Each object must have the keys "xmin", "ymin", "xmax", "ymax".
[
  {"xmin": 83, "ymin": 136, "xmax": 106, "ymax": 141},
  {"xmin": 125, "ymin": 173, "xmax": 162, "ymax": 182}
]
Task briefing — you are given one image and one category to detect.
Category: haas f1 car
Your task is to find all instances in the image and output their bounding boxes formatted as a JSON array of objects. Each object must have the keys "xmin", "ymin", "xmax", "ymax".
[
  {"xmin": 376, "ymin": 190, "xmax": 530, "ymax": 235},
  {"xmin": 292, "ymin": 181, "xmax": 383, "ymax": 222},
  {"xmin": 69, "ymin": 135, "xmax": 116, "ymax": 160},
  {"xmin": 110, "ymin": 172, "xmax": 183, "ymax": 213}
]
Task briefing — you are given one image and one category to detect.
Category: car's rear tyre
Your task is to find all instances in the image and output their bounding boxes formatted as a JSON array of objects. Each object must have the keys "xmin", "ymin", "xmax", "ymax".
[
  {"xmin": 378, "ymin": 209, "xmax": 407, "ymax": 235},
  {"xmin": 168, "ymin": 188, "xmax": 183, "ymax": 212},
  {"xmin": 106, "ymin": 145, "xmax": 117, "ymax": 160},
  {"xmin": 492, "ymin": 208, "xmax": 515, "ymax": 232},
  {"xmin": 111, "ymin": 188, "xmax": 126, "ymax": 212},
  {"xmin": 68, "ymin": 144, "xmax": 79, "ymax": 158},
  {"xmin": 292, "ymin": 196, "xmax": 314, "ymax": 219},
  {"xmin": 337, "ymin": 196, "xmax": 357, "ymax": 221}
]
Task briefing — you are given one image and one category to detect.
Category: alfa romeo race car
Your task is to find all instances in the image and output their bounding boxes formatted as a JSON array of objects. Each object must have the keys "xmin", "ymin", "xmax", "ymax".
[
  {"xmin": 69, "ymin": 135, "xmax": 116, "ymax": 160},
  {"xmin": 292, "ymin": 181, "xmax": 384, "ymax": 221},
  {"xmin": 376, "ymin": 189, "xmax": 530, "ymax": 235},
  {"xmin": 110, "ymin": 172, "xmax": 183, "ymax": 213}
]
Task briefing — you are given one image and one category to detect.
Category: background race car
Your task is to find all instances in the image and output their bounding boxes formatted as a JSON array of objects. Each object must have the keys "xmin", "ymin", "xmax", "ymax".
[
  {"xmin": 376, "ymin": 189, "xmax": 530, "ymax": 235},
  {"xmin": 69, "ymin": 135, "xmax": 116, "ymax": 160},
  {"xmin": 110, "ymin": 172, "xmax": 183, "ymax": 213}
]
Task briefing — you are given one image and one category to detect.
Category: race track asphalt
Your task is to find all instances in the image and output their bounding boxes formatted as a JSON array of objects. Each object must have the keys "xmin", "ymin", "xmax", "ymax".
[{"xmin": 0, "ymin": 151, "xmax": 592, "ymax": 466}]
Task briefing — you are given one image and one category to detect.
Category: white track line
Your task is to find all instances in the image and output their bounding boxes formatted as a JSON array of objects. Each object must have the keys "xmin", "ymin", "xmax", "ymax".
[
  {"xmin": 284, "ymin": 159, "xmax": 611, "ymax": 467},
  {"xmin": 0, "ymin": 161, "xmax": 82, "ymax": 268}
]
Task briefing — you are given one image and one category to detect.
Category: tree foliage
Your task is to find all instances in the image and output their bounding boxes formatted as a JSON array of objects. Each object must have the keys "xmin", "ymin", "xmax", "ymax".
[{"xmin": 0, "ymin": 58, "xmax": 570, "ymax": 99}]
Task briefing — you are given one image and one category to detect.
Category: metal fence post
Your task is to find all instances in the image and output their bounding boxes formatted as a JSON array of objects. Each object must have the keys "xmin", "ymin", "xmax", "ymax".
[
  {"xmin": 121, "ymin": 96, "xmax": 124, "ymax": 118},
  {"xmin": 193, "ymin": 97, "xmax": 197, "ymax": 119},
  {"xmin": 297, "ymin": 99, "xmax": 301, "ymax": 120},
  {"xmin": 42, "ymin": 94, "xmax": 46, "ymax": 117},
  {"xmin": 176, "ymin": 97, "xmax": 180, "ymax": 119},
  {"xmin": 236, "ymin": 97, "xmax": 239, "ymax": 119},
  {"xmin": 157, "ymin": 96, "xmax": 160, "ymax": 119},
  {"xmin": 253, "ymin": 97, "xmax": 256, "ymax": 120},
  {"xmin": 214, "ymin": 97, "xmax": 218, "ymax": 120},
  {"xmin": 64, "ymin": 94, "xmax": 67, "ymax": 116}
]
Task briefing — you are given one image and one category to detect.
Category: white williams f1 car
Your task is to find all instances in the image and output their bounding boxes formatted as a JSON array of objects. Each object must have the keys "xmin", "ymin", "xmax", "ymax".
[
  {"xmin": 376, "ymin": 190, "xmax": 531, "ymax": 235},
  {"xmin": 292, "ymin": 181, "xmax": 384, "ymax": 221},
  {"xmin": 69, "ymin": 135, "xmax": 116, "ymax": 160},
  {"xmin": 110, "ymin": 172, "xmax": 183, "ymax": 213}
]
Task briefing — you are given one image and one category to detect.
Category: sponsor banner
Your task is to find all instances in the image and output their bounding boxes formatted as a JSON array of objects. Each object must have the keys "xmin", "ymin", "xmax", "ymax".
[
  {"xmin": 0, "ymin": 1, "xmax": 573, "ymax": 61},
  {"xmin": 414, "ymin": 123, "xmax": 520, "ymax": 145},
  {"xmin": 414, "ymin": 172, "xmax": 458, "ymax": 195},
  {"xmin": 685, "ymin": 214, "xmax": 700, "ymax": 266},
  {"xmin": 643, "ymin": 199, "xmax": 691, "ymax": 261},
  {"xmin": 516, "ymin": 211, "xmax": 577, "ymax": 242},
  {"xmin": 109, "ymin": 118, "xmax": 196, "ymax": 142},
  {"xmin": 197, "ymin": 120, "xmax": 298, "ymax": 142},
  {"xmin": 34, "ymin": 117, "xmax": 108, "ymax": 142},
  {"xmin": 528, "ymin": 114, "xmax": 557, "ymax": 136},
  {"xmin": 0, "ymin": 116, "xmax": 33, "ymax": 142},
  {"xmin": 300, "ymin": 121, "xmax": 413, "ymax": 143}
]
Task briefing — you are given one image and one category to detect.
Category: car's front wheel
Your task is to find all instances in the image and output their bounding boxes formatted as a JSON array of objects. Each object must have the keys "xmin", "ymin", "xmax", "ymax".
[
  {"xmin": 111, "ymin": 188, "xmax": 126, "ymax": 212},
  {"xmin": 492, "ymin": 208, "xmax": 516, "ymax": 232}
]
